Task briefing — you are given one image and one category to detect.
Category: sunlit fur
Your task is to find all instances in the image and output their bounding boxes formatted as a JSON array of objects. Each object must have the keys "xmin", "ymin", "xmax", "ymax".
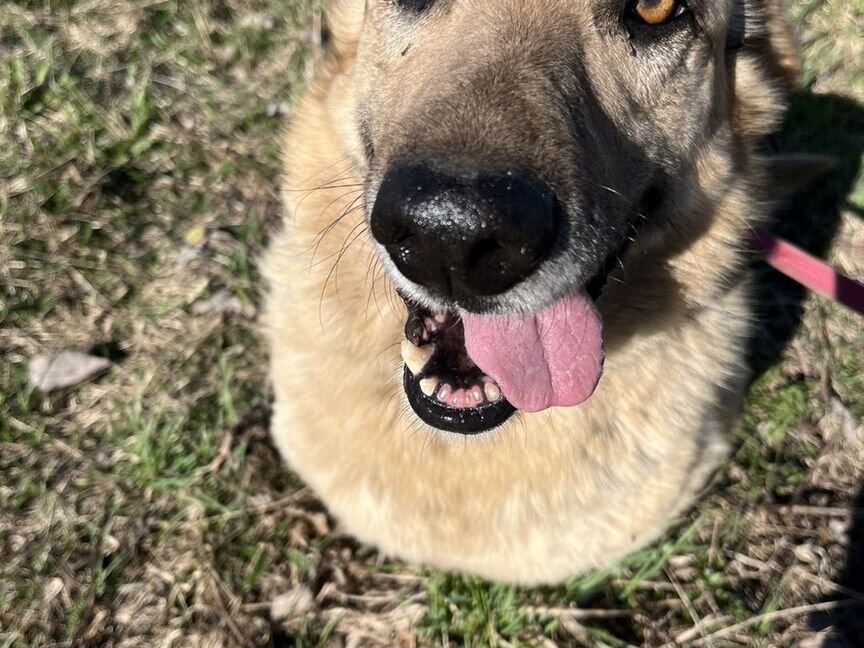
[{"xmin": 263, "ymin": 0, "xmax": 801, "ymax": 584}]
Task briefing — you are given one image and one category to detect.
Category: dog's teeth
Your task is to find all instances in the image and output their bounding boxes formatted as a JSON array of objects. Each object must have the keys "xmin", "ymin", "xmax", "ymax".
[
  {"xmin": 434, "ymin": 313, "xmax": 447, "ymax": 324},
  {"xmin": 401, "ymin": 339, "xmax": 435, "ymax": 376},
  {"xmin": 470, "ymin": 386, "xmax": 484, "ymax": 403},
  {"xmin": 484, "ymin": 382, "xmax": 502, "ymax": 402},
  {"xmin": 437, "ymin": 383, "xmax": 453, "ymax": 403},
  {"xmin": 420, "ymin": 377, "xmax": 438, "ymax": 397},
  {"xmin": 449, "ymin": 389, "xmax": 466, "ymax": 408}
]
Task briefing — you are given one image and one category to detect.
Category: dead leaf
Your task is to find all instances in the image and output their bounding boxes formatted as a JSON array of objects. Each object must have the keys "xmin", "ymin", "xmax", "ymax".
[{"xmin": 29, "ymin": 351, "xmax": 112, "ymax": 391}]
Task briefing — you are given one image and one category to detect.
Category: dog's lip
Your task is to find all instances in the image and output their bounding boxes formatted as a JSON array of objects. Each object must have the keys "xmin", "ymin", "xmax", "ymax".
[
  {"xmin": 585, "ymin": 234, "xmax": 635, "ymax": 302},
  {"xmin": 402, "ymin": 366, "xmax": 517, "ymax": 434},
  {"xmin": 399, "ymin": 302, "xmax": 516, "ymax": 434}
]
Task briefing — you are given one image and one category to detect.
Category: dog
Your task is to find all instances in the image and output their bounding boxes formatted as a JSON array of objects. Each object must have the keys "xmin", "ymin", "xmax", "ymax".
[{"xmin": 263, "ymin": 0, "xmax": 803, "ymax": 584}]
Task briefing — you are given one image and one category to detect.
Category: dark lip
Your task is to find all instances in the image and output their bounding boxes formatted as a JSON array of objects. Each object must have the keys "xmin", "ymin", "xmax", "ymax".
[
  {"xmin": 402, "ymin": 366, "xmax": 517, "ymax": 435},
  {"xmin": 586, "ymin": 237, "xmax": 631, "ymax": 301},
  {"xmin": 579, "ymin": 216, "xmax": 642, "ymax": 301}
]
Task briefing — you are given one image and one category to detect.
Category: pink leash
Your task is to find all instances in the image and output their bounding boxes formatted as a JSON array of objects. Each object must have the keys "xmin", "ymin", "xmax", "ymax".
[{"xmin": 752, "ymin": 230, "xmax": 864, "ymax": 316}]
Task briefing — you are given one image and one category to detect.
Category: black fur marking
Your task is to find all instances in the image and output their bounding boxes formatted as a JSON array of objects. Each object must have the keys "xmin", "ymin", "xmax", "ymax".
[
  {"xmin": 393, "ymin": 0, "xmax": 435, "ymax": 14},
  {"xmin": 726, "ymin": 0, "xmax": 747, "ymax": 50},
  {"xmin": 358, "ymin": 118, "xmax": 375, "ymax": 162}
]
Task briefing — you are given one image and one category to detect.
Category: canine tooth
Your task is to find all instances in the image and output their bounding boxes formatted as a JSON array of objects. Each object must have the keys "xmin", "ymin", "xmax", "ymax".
[
  {"xmin": 420, "ymin": 377, "xmax": 438, "ymax": 397},
  {"xmin": 484, "ymin": 382, "xmax": 502, "ymax": 402},
  {"xmin": 434, "ymin": 313, "xmax": 447, "ymax": 324},
  {"xmin": 438, "ymin": 383, "xmax": 453, "ymax": 402},
  {"xmin": 401, "ymin": 339, "xmax": 435, "ymax": 376},
  {"xmin": 470, "ymin": 386, "xmax": 484, "ymax": 403}
]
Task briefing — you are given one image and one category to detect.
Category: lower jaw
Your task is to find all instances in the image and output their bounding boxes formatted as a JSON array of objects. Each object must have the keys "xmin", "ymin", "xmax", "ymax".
[{"xmin": 402, "ymin": 366, "xmax": 517, "ymax": 435}]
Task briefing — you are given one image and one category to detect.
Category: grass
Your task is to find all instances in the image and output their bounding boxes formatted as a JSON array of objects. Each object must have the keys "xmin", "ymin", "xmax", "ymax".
[{"xmin": 1, "ymin": 0, "xmax": 862, "ymax": 646}]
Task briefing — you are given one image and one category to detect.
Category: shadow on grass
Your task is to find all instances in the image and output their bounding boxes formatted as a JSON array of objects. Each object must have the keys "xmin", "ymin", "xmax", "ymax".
[
  {"xmin": 746, "ymin": 90, "xmax": 864, "ymax": 377},
  {"xmin": 745, "ymin": 89, "xmax": 864, "ymax": 642},
  {"xmin": 810, "ymin": 486, "xmax": 864, "ymax": 644}
]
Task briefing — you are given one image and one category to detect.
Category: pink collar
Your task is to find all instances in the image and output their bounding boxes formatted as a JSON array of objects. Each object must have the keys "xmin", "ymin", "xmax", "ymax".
[{"xmin": 753, "ymin": 230, "xmax": 864, "ymax": 316}]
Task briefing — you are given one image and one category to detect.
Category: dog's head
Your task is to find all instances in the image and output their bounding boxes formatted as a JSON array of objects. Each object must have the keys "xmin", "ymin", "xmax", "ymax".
[{"xmin": 319, "ymin": 0, "xmax": 800, "ymax": 433}]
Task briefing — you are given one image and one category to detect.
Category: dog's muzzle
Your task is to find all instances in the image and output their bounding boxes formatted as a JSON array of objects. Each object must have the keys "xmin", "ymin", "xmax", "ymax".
[{"xmin": 370, "ymin": 163, "xmax": 560, "ymax": 302}]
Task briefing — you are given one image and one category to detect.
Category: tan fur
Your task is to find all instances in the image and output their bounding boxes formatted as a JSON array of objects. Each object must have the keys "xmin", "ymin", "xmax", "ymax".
[{"xmin": 263, "ymin": 0, "xmax": 801, "ymax": 584}]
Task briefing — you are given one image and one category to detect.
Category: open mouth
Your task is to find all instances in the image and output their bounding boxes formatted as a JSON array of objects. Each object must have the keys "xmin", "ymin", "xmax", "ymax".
[
  {"xmin": 400, "ymin": 304, "xmax": 517, "ymax": 435},
  {"xmin": 398, "ymin": 274, "xmax": 608, "ymax": 434},
  {"xmin": 390, "ymin": 184, "xmax": 646, "ymax": 435}
]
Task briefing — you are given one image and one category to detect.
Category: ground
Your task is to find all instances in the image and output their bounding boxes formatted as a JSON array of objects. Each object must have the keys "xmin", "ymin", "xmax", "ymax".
[{"xmin": 1, "ymin": 0, "xmax": 863, "ymax": 646}]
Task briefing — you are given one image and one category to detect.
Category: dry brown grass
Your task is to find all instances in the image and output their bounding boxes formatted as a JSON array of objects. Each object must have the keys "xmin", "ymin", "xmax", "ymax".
[{"xmin": 1, "ymin": 0, "xmax": 862, "ymax": 646}]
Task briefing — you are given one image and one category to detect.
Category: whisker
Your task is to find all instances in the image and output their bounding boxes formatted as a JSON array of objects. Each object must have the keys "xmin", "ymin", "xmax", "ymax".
[
  {"xmin": 371, "ymin": 259, "xmax": 388, "ymax": 320},
  {"xmin": 290, "ymin": 179, "xmax": 361, "ymax": 218},
  {"xmin": 293, "ymin": 155, "xmax": 354, "ymax": 189},
  {"xmin": 309, "ymin": 195, "xmax": 366, "ymax": 264},
  {"xmin": 298, "ymin": 187, "xmax": 365, "ymax": 248},
  {"xmin": 364, "ymin": 249, "xmax": 381, "ymax": 320},
  {"xmin": 334, "ymin": 224, "xmax": 370, "ymax": 294},
  {"xmin": 592, "ymin": 181, "xmax": 627, "ymax": 200},
  {"xmin": 385, "ymin": 280, "xmax": 402, "ymax": 318},
  {"xmin": 317, "ymin": 222, "xmax": 369, "ymax": 329},
  {"xmin": 306, "ymin": 216, "xmax": 366, "ymax": 271},
  {"xmin": 286, "ymin": 157, "xmax": 362, "ymax": 220},
  {"xmin": 284, "ymin": 178, "xmax": 364, "ymax": 193},
  {"xmin": 376, "ymin": 341, "xmax": 402, "ymax": 360}
]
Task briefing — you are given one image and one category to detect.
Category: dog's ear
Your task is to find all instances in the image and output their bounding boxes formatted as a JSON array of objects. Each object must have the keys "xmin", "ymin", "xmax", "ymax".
[
  {"xmin": 727, "ymin": 0, "xmax": 802, "ymax": 89},
  {"xmin": 321, "ymin": 0, "xmax": 365, "ymax": 60},
  {"xmin": 761, "ymin": 153, "xmax": 837, "ymax": 196},
  {"xmin": 728, "ymin": 0, "xmax": 803, "ymax": 138}
]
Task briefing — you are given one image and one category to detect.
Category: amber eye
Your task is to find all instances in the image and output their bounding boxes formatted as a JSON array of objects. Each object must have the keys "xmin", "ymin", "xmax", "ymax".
[{"xmin": 632, "ymin": 0, "xmax": 681, "ymax": 26}]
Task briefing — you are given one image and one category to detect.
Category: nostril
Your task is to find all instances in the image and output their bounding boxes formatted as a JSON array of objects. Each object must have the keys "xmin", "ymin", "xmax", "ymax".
[
  {"xmin": 466, "ymin": 239, "xmax": 503, "ymax": 273},
  {"xmin": 371, "ymin": 162, "xmax": 560, "ymax": 299},
  {"xmin": 392, "ymin": 228, "xmax": 414, "ymax": 245}
]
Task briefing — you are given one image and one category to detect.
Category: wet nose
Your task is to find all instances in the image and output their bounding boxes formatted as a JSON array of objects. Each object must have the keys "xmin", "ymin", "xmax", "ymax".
[{"xmin": 370, "ymin": 164, "xmax": 559, "ymax": 300}]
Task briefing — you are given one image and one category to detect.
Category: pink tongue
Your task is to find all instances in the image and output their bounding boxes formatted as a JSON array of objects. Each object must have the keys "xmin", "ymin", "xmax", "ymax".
[{"xmin": 461, "ymin": 291, "xmax": 604, "ymax": 413}]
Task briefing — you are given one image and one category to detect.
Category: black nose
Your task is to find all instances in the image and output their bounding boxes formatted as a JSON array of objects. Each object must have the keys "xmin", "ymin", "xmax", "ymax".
[{"xmin": 370, "ymin": 164, "xmax": 559, "ymax": 300}]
